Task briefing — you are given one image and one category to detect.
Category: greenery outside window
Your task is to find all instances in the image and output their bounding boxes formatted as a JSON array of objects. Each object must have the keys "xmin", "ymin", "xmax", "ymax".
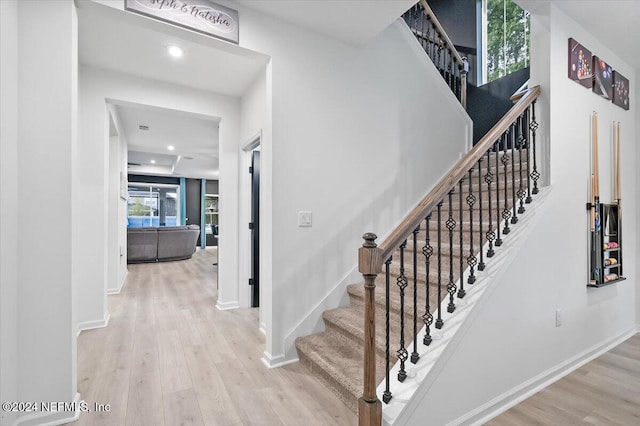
[{"xmin": 486, "ymin": 0, "xmax": 530, "ymax": 82}]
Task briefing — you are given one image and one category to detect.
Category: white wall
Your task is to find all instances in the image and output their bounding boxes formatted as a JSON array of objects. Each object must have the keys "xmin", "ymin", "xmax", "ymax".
[
  {"xmin": 118, "ymin": 128, "xmax": 129, "ymax": 289},
  {"xmin": 636, "ymin": 70, "xmax": 640, "ymax": 329},
  {"xmin": 398, "ymin": 4, "xmax": 637, "ymax": 425},
  {"xmin": 0, "ymin": 1, "xmax": 19, "ymax": 425},
  {"xmin": 78, "ymin": 66, "xmax": 241, "ymax": 322},
  {"xmin": 105, "ymin": 107, "xmax": 129, "ymax": 295},
  {"xmin": 1, "ymin": 1, "xmax": 80, "ymax": 425},
  {"xmin": 233, "ymin": 12, "xmax": 472, "ymax": 363}
]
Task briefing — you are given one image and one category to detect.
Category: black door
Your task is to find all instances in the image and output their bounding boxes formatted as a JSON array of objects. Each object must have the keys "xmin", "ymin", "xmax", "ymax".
[{"xmin": 250, "ymin": 151, "xmax": 260, "ymax": 308}]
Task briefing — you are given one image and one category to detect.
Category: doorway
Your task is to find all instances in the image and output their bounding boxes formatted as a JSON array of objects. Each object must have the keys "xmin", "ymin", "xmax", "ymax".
[{"xmin": 250, "ymin": 150, "xmax": 260, "ymax": 308}]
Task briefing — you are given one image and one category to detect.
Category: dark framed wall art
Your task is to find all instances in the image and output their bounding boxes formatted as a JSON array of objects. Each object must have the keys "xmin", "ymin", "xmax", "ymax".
[
  {"xmin": 612, "ymin": 71, "xmax": 630, "ymax": 110},
  {"xmin": 592, "ymin": 56, "xmax": 613, "ymax": 100},
  {"xmin": 568, "ymin": 38, "xmax": 593, "ymax": 88}
]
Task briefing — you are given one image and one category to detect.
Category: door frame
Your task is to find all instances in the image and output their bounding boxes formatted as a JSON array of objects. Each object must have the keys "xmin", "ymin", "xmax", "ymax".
[
  {"xmin": 239, "ymin": 133, "xmax": 263, "ymax": 323},
  {"xmin": 249, "ymin": 150, "xmax": 260, "ymax": 308}
]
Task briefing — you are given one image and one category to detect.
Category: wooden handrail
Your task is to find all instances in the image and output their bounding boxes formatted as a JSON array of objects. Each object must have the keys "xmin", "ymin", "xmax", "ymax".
[
  {"xmin": 377, "ymin": 86, "xmax": 541, "ymax": 262},
  {"xmin": 510, "ymin": 79, "xmax": 530, "ymax": 103},
  {"xmin": 418, "ymin": 0, "xmax": 464, "ymax": 65}
]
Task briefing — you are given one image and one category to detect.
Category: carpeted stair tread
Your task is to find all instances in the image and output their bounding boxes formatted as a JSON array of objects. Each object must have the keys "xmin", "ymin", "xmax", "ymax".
[
  {"xmin": 295, "ymin": 329, "xmax": 386, "ymax": 412},
  {"xmin": 347, "ymin": 275, "xmax": 452, "ymax": 320},
  {"xmin": 323, "ymin": 306, "xmax": 409, "ymax": 362}
]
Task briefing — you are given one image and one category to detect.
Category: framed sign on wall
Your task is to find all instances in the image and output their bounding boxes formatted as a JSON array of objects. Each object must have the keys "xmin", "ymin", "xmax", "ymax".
[{"xmin": 125, "ymin": 0, "xmax": 239, "ymax": 44}]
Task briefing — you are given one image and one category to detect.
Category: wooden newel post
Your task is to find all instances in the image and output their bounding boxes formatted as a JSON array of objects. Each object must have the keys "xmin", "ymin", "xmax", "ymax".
[{"xmin": 358, "ymin": 233, "xmax": 382, "ymax": 426}]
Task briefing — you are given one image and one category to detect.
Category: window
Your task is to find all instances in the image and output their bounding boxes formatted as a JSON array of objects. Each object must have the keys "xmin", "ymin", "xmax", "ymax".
[
  {"xmin": 127, "ymin": 184, "xmax": 179, "ymax": 227},
  {"xmin": 486, "ymin": 0, "xmax": 530, "ymax": 82}
]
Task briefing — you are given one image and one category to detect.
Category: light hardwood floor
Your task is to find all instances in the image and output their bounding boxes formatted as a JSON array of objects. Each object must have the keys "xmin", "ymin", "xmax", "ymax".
[
  {"xmin": 74, "ymin": 248, "xmax": 639, "ymax": 426},
  {"xmin": 489, "ymin": 333, "xmax": 640, "ymax": 426},
  {"xmin": 74, "ymin": 248, "xmax": 356, "ymax": 426}
]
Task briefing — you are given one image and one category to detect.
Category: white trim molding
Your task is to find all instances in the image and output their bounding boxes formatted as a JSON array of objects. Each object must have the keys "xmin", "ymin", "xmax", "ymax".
[
  {"xmin": 216, "ymin": 300, "xmax": 240, "ymax": 311},
  {"xmin": 76, "ymin": 311, "xmax": 110, "ymax": 336},
  {"xmin": 16, "ymin": 392, "xmax": 81, "ymax": 426},
  {"xmin": 456, "ymin": 327, "xmax": 638, "ymax": 426},
  {"xmin": 261, "ymin": 350, "xmax": 299, "ymax": 369},
  {"xmin": 107, "ymin": 270, "xmax": 128, "ymax": 295}
]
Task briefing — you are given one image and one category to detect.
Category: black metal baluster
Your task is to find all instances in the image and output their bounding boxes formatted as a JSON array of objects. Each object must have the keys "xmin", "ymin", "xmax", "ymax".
[
  {"xmin": 454, "ymin": 57, "xmax": 458, "ymax": 97},
  {"xmin": 501, "ymin": 132, "xmax": 512, "ymax": 235},
  {"xmin": 411, "ymin": 227, "xmax": 420, "ymax": 364},
  {"xmin": 485, "ymin": 151, "xmax": 495, "ymax": 257},
  {"xmin": 477, "ymin": 158, "xmax": 486, "ymax": 270},
  {"xmin": 397, "ymin": 241, "xmax": 408, "ymax": 382},
  {"xmin": 382, "ymin": 258, "xmax": 392, "ymax": 404},
  {"xmin": 458, "ymin": 178, "xmax": 465, "ymax": 298},
  {"xmin": 438, "ymin": 42, "xmax": 446, "ymax": 78},
  {"xmin": 447, "ymin": 52, "xmax": 453, "ymax": 94},
  {"xmin": 420, "ymin": 6, "xmax": 426, "ymax": 53},
  {"xmin": 517, "ymin": 114, "xmax": 527, "ymax": 214},
  {"xmin": 495, "ymin": 139, "xmax": 503, "ymax": 246},
  {"xmin": 446, "ymin": 191, "xmax": 456, "ymax": 313},
  {"xmin": 435, "ymin": 202, "xmax": 444, "ymax": 329},
  {"xmin": 426, "ymin": 16, "xmax": 433, "ymax": 60},
  {"xmin": 530, "ymin": 101, "xmax": 540, "ymax": 195},
  {"xmin": 510, "ymin": 121, "xmax": 519, "ymax": 223},
  {"xmin": 467, "ymin": 167, "xmax": 477, "ymax": 283},
  {"xmin": 525, "ymin": 107, "xmax": 533, "ymax": 204},
  {"xmin": 422, "ymin": 214, "xmax": 433, "ymax": 345}
]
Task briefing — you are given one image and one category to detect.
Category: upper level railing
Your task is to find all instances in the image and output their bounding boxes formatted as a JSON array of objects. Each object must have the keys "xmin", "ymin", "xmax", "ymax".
[
  {"xmin": 403, "ymin": 0, "xmax": 469, "ymax": 108},
  {"xmin": 357, "ymin": 86, "xmax": 542, "ymax": 425}
]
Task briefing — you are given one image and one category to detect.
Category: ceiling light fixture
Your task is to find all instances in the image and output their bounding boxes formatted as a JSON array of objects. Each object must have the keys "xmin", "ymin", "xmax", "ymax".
[
  {"xmin": 167, "ymin": 145, "xmax": 175, "ymax": 151},
  {"xmin": 167, "ymin": 45, "xmax": 183, "ymax": 58},
  {"xmin": 150, "ymin": 160, "xmax": 156, "ymax": 164}
]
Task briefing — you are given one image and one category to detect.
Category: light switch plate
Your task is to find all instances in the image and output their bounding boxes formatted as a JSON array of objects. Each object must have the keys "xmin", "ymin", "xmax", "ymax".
[{"xmin": 298, "ymin": 211, "xmax": 312, "ymax": 227}]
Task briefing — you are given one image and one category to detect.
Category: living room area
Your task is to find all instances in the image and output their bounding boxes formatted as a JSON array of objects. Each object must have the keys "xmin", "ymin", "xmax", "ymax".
[{"xmin": 107, "ymin": 98, "xmax": 221, "ymax": 286}]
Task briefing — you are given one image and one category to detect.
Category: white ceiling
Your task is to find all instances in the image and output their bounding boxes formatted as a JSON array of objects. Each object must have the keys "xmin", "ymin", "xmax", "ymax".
[
  {"xmin": 517, "ymin": 0, "xmax": 640, "ymax": 70},
  {"xmin": 113, "ymin": 102, "xmax": 220, "ymax": 180},
  {"xmin": 79, "ymin": 0, "xmax": 418, "ymax": 180},
  {"xmin": 232, "ymin": 0, "xmax": 416, "ymax": 46},
  {"xmin": 77, "ymin": 0, "xmax": 269, "ymax": 96}
]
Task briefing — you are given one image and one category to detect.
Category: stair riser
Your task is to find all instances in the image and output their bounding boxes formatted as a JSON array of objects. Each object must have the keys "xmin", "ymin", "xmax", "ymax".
[
  {"xmin": 297, "ymin": 351, "xmax": 360, "ymax": 412},
  {"xmin": 348, "ymin": 280, "xmax": 450, "ymax": 321}
]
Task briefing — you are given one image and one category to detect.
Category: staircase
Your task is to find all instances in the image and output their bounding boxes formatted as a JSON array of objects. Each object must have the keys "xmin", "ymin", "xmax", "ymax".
[
  {"xmin": 294, "ymin": 2, "xmax": 544, "ymax": 425},
  {"xmin": 295, "ymin": 152, "xmax": 529, "ymax": 411}
]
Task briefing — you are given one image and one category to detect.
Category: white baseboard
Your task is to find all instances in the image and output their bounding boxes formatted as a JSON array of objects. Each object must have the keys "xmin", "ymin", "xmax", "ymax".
[
  {"xmin": 107, "ymin": 270, "xmax": 128, "ymax": 295},
  {"xmin": 16, "ymin": 392, "xmax": 81, "ymax": 426},
  {"xmin": 261, "ymin": 350, "xmax": 299, "ymax": 369},
  {"xmin": 455, "ymin": 326, "xmax": 638, "ymax": 426},
  {"xmin": 280, "ymin": 266, "xmax": 359, "ymax": 362},
  {"xmin": 216, "ymin": 300, "xmax": 240, "ymax": 311},
  {"xmin": 76, "ymin": 311, "xmax": 110, "ymax": 337}
]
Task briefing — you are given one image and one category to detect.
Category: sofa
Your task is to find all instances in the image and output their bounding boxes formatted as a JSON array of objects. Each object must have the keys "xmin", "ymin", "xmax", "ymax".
[{"xmin": 127, "ymin": 225, "xmax": 200, "ymax": 263}]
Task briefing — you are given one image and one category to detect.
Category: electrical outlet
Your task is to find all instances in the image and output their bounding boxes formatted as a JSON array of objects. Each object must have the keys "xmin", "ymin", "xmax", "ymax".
[
  {"xmin": 298, "ymin": 211, "xmax": 312, "ymax": 227},
  {"xmin": 555, "ymin": 309, "xmax": 562, "ymax": 327}
]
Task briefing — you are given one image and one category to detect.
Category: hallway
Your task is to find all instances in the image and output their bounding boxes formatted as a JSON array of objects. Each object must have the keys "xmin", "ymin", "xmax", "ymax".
[{"xmin": 75, "ymin": 249, "xmax": 356, "ymax": 425}]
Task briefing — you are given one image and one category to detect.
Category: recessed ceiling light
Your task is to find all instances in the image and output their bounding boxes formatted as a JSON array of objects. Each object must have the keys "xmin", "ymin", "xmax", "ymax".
[
  {"xmin": 167, "ymin": 145, "xmax": 175, "ymax": 151},
  {"xmin": 167, "ymin": 45, "xmax": 183, "ymax": 58},
  {"xmin": 150, "ymin": 160, "xmax": 156, "ymax": 164}
]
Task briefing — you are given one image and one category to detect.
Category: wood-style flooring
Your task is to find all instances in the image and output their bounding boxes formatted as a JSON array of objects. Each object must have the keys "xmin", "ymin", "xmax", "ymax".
[
  {"xmin": 74, "ymin": 248, "xmax": 356, "ymax": 426},
  {"xmin": 489, "ymin": 333, "xmax": 640, "ymax": 426},
  {"xmin": 74, "ymin": 247, "xmax": 639, "ymax": 426}
]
